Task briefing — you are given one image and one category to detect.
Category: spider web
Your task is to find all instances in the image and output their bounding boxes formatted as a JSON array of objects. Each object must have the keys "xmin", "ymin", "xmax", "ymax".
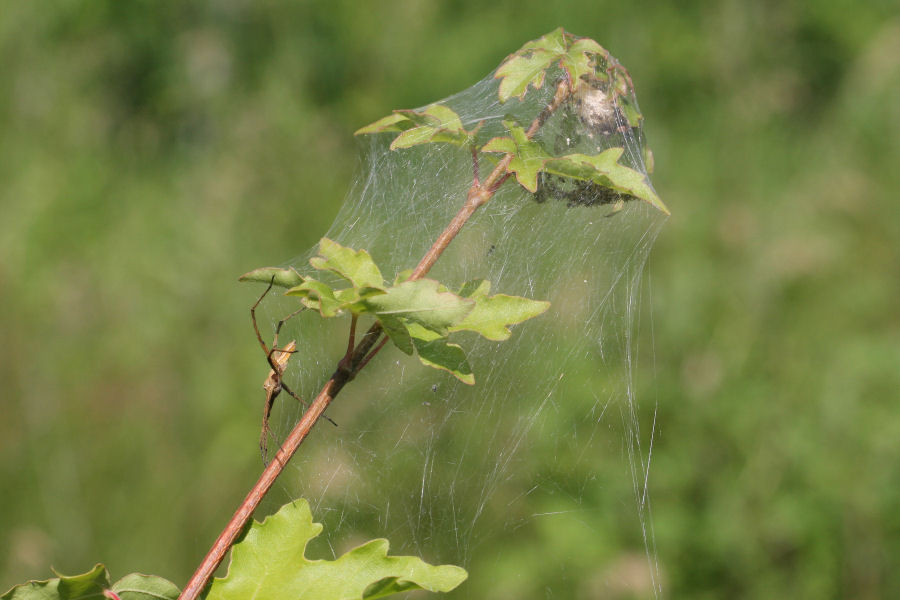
[{"xmin": 253, "ymin": 59, "xmax": 667, "ymax": 598}]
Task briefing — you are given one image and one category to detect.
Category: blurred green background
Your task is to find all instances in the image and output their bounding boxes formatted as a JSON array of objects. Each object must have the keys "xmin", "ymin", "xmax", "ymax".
[{"xmin": 2, "ymin": 1, "xmax": 899, "ymax": 598}]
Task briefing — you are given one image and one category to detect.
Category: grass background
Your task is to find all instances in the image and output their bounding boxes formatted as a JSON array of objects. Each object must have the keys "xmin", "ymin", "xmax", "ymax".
[{"xmin": 2, "ymin": 1, "xmax": 899, "ymax": 598}]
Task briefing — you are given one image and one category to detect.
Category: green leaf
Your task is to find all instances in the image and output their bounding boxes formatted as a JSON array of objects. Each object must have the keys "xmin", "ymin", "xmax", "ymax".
[
  {"xmin": 1, "ymin": 566, "xmax": 179, "ymax": 600},
  {"xmin": 559, "ymin": 38, "xmax": 608, "ymax": 85},
  {"xmin": 205, "ymin": 499, "xmax": 467, "ymax": 600},
  {"xmin": 494, "ymin": 28, "xmax": 613, "ymax": 103},
  {"xmin": 544, "ymin": 150, "xmax": 669, "ymax": 214},
  {"xmin": 377, "ymin": 314, "xmax": 414, "ymax": 355},
  {"xmin": 239, "ymin": 266, "xmax": 305, "ymax": 289},
  {"xmin": 310, "ymin": 238, "xmax": 385, "ymax": 291},
  {"xmin": 361, "ymin": 279, "xmax": 474, "ymax": 336},
  {"xmin": 112, "ymin": 574, "xmax": 181, "ymax": 600},
  {"xmin": 393, "ymin": 269, "xmax": 414, "ymax": 285},
  {"xmin": 286, "ymin": 279, "xmax": 344, "ymax": 317},
  {"xmin": 451, "ymin": 281, "xmax": 551, "ymax": 341},
  {"xmin": 457, "ymin": 279, "xmax": 491, "ymax": 299},
  {"xmin": 353, "ymin": 113, "xmax": 408, "ymax": 135},
  {"xmin": 494, "ymin": 49, "xmax": 556, "ymax": 103},
  {"xmin": 355, "ymin": 105, "xmax": 471, "ymax": 150},
  {"xmin": 411, "ymin": 337, "xmax": 475, "ymax": 385},
  {"xmin": 403, "ymin": 323, "xmax": 474, "ymax": 384},
  {"xmin": 481, "ymin": 120, "xmax": 552, "ymax": 192},
  {"xmin": 1, "ymin": 564, "xmax": 110, "ymax": 600}
]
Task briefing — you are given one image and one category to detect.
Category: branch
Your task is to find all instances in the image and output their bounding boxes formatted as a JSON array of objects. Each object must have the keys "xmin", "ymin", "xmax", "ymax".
[{"xmin": 178, "ymin": 77, "xmax": 572, "ymax": 600}]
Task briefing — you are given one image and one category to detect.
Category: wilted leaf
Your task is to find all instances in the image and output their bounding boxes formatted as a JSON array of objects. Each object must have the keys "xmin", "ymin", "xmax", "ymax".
[{"xmin": 205, "ymin": 499, "xmax": 466, "ymax": 600}]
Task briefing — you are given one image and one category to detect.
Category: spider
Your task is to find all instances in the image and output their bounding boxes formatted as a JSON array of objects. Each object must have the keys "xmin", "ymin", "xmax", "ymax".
[{"xmin": 250, "ymin": 277, "xmax": 334, "ymax": 464}]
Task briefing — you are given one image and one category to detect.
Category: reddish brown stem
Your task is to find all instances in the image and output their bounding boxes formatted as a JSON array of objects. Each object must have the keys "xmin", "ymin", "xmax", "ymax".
[
  {"xmin": 354, "ymin": 336, "xmax": 389, "ymax": 374},
  {"xmin": 178, "ymin": 78, "xmax": 573, "ymax": 600},
  {"xmin": 179, "ymin": 373, "xmax": 349, "ymax": 600},
  {"xmin": 344, "ymin": 315, "xmax": 358, "ymax": 362}
]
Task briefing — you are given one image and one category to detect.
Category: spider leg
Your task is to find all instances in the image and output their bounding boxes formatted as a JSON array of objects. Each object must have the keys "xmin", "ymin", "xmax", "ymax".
[
  {"xmin": 280, "ymin": 381, "xmax": 338, "ymax": 427},
  {"xmin": 268, "ymin": 305, "xmax": 306, "ymax": 365},
  {"xmin": 259, "ymin": 385, "xmax": 279, "ymax": 464},
  {"xmin": 250, "ymin": 277, "xmax": 276, "ymax": 356}
]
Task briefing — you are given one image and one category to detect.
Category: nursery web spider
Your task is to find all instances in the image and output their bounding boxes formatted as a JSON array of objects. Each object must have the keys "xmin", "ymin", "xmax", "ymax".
[{"xmin": 250, "ymin": 278, "xmax": 334, "ymax": 464}]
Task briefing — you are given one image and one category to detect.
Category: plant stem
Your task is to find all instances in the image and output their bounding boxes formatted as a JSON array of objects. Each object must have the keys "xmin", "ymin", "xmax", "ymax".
[{"xmin": 178, "ymin": 78, "xmax": 572, "ymax": 600}]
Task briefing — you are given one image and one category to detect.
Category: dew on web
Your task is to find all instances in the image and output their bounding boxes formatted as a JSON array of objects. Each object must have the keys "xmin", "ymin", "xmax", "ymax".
[{"xmin": 252, "ymin": 30, "xmax": 668, "ymax": 598}]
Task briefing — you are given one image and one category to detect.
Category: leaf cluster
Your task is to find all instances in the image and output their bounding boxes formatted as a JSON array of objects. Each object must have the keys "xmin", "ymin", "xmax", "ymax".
[
  {"xmin": 241, "ymin": 238, "xmax": 549, "ymax": 384},
  {"xmin": 355, "ymin": 27, "xmax": 668, "ymax": 215}
]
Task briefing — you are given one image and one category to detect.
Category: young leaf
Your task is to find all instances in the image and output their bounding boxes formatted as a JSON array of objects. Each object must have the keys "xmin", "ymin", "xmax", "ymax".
[
  {"xmin": 544, "ymin": 150, "xmax": 669, "ymax": 214},
  {"xmin": 205, "ymin": 499, "xmax": 467, "ymax": 600},
  {"xmin": 411, "ymin": 339, "xmax": 475, "ymax": 385},
  {"xmin": 493, "ymin": 47, "xmax": 557, "ymax": 102},
  {"xmin": 239, "ymin": 266, "xmax": 305, "ymax": 289},
  {"xmin": 494, "ymin": 28, "xmax": 612, "ymax": 103},
  {"xmin": 0, "ymin": 565, "xmax": 179, "ymax": 600},
  {"xmin": 402, "ymin": 323, "xmax": 474, "ymax": 384},
  {"xmin": 353, "ymin": 112, "xmax": 408, "ymax": 135},
  {"xmin": 559, "ymin": 38, "xmax": 608, "ymax": 86},
  {"xmin": 377, "ymin": 314, "xmax": 414, "ymax": 355},
  {"xmin": 481, "ymin": 120, "xmax": 553, "ymax": 193},
  {"xmin": 355, "ymin": 104, "xmax": 472, "ymax": 150},
  {"xmin": 451, "ymin": 281, "xmax": 551, "ymax": 341},
  {"xmin": 310, "ymin": 238, "xmax": 385, "ymax": 291},
  {"xmin": 361, "ymin": 279, "xmax": 474, "ymax": 336},
  {"xmin": 286, "ymin": 278, "xmax": 344, "ymax": 317}
]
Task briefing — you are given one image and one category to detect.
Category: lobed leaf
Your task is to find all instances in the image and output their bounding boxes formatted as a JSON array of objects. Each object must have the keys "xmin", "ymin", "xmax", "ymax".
[
  {"xmin": 361, "ymin": 279, "xmax": 474, "ymax": 336},
  {"xmin": 559, "ymin": 38, "xmax": 608, "ymax": 85},
  {"xmin": 205, "ymin": 499, "xmax": 467, "ymax": 600},
  {"xmin": 355, "ymin": 105, "xmax": 471, "ymax": 150},
  {"xmin": 544, "ymin": 150, "xmax": 669, "ymax": 214},
  {"xmin": 494, "ymin": 28, "xmax": 613, "ymax": 103},
  {"xmin": 494, "ymin": 48, "xmax": 557, "ymax": 102},
  {"xmin": 481, "ymin": 121, "xmax": 553, "ymax": 192},
  {"xmin": 310, "ymin": 238, "xmax": 385, "ymax": 291},
  {"xmin": 482, "ymin": 121, "xmax": 668, "ymax": 213},
  {"xmin": 451, "ymin": 280, "xmax": 551, "ymax": 341}
]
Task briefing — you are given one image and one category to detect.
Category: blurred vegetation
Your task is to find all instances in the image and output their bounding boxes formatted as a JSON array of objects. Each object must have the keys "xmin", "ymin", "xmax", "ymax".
[{"xmin": 2, "ymin": 1, "xmax": 899, "ymax": 598}]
